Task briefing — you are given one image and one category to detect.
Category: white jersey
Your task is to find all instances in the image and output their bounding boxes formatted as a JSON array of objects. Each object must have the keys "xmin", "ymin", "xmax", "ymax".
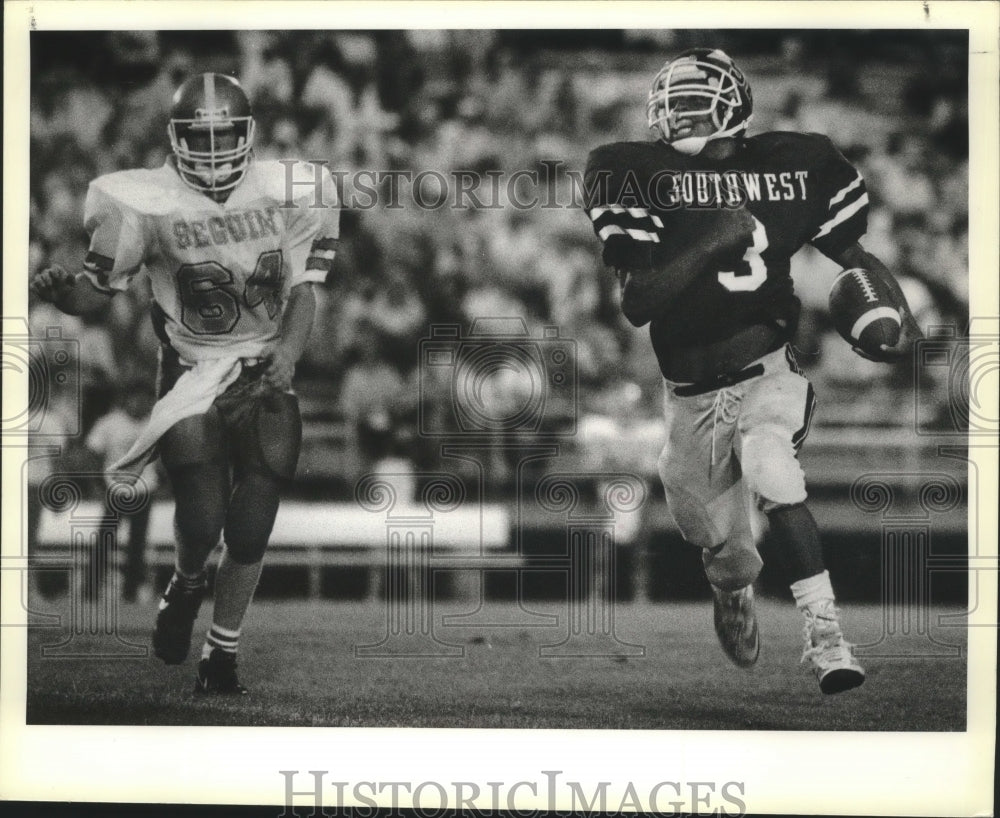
[{"xmin": 82, "ymin": 158, "xmax": 340, "ymax": 363}]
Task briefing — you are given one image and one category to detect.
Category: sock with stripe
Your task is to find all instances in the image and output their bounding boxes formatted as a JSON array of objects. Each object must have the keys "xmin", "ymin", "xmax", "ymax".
[
  {"xmin": 202, "ymin": 624, "xmax": 241, "ymax": 660},
  {"xmin": 168, "ymin": 568, "xmax": 206, "ymax": 594}
]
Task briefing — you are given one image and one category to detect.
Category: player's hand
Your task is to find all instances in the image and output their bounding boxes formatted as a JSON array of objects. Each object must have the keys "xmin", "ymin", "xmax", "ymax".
[
  {"xmin": 30, "ymin": 265, "xmax": 77, "ymax": 304},
  {"xmin": 263, "ymin": 345, "xmax": 296, "ymax": 392},
  {"xmin": 852, "ymin": 312, "xmax": 924, "ymax": 363}
]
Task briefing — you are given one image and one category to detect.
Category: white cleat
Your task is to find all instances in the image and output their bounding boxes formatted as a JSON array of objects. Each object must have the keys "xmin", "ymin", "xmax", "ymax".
[
  {"xmin": 801, "ymin": 600, "xmax": 866, "ymax": 694},
  {"xmin": 712, "ymin": 584, "xmax": 760, "ymax": 668}
]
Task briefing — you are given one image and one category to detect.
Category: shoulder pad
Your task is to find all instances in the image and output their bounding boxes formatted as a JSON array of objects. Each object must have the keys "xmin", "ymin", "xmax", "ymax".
[
  {"xmin": 250, "ymin": 159, "xmax": 340, "ymax": 208},
  {"xmin": 88, "ymin": 166, "xmax": 184, "ymax": 216},
  {"xmin": 586, "ymin": 141, "xmax": 664, "ymax": 174},
  {"xmin": 744, "ymin": 131, "xmax": 838, "ymax": 165}
]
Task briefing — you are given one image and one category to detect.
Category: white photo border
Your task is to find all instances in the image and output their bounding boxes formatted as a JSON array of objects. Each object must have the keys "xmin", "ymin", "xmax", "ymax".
[{"xmin": 2, "ymin": 2, "xmax": 997, "ymax": 814}]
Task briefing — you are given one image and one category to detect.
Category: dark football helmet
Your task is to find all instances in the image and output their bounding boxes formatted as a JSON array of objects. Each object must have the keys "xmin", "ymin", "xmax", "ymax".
[
  {"xmin": 168, "ymin": 73, "xmax": 256, "ymax": 197},
  {"xmin": 646, "ymin": 48, "xmax": 754, "ymax": 155}
]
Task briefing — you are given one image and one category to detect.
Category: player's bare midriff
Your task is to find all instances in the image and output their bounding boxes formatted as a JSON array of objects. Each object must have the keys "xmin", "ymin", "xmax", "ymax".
[{"xmin": 657, "ymin": 322, "xmax": 783, "ymax": 383}]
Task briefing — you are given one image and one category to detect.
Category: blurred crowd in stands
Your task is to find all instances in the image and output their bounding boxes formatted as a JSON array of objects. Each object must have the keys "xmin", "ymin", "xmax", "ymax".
[{"xmin": 29, "ymin": 30, "xmax": 970, "ymax": 491}]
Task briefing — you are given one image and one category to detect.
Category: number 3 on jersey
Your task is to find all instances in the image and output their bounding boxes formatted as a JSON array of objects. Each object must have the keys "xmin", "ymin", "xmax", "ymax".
[
  {"xmin": 717, "ymin": 215, "xmax": 769, "ymax": 292},
  {"xmin": 178, "ymin": 250, "xmax": 284, "ymax": 334}
]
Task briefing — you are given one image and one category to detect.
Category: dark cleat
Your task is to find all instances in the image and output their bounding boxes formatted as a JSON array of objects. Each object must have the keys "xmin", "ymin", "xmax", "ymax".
[
  {"xmin": 194, "ymin": 649, "xmax": 249, "ymax": 696},
  {"xmin": 152, "ymin": 576, "xmax": 206, "ymax": 665},
  {"xmin": 818, "ymin": 667, "xmax": 866, "ymax": 695}
]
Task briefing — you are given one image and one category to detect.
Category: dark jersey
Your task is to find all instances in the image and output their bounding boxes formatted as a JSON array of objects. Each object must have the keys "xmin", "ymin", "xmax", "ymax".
[{"xmin": 583, "ymin": 132, "xmax": 869, "ymax": 357}]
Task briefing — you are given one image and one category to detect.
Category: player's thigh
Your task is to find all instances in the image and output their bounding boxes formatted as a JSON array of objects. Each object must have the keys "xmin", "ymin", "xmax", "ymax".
[
  {"xmin": 161, "ymin": 409, "xmax": 231, "ymax": 543},
  {"xmin": 221, "ymin": 392, "xmax": 301, "ymax": 563},
  {"xmin": 657, "ymin": 388, "xmax": 742, "ymax": 547},
  {"xmin": 657, "ymin": 389, "xmax": 738, "ymax": 495},
  {"xmin": 227, "ymin": 391, "xmax": 302, "ymax": 481},
  {"xmin": 160, "ymin": 408, "xmax": 227, "ymax": 471},
  {"xmin": 737, "ymin": 369, "xmax": 816, "ymax": 509}
]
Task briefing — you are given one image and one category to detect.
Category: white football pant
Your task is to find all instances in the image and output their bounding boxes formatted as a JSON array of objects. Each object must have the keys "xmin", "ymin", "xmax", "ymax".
[{"xmin": 657, "ymin": 345, "xmax": 816, "ymax": 590}]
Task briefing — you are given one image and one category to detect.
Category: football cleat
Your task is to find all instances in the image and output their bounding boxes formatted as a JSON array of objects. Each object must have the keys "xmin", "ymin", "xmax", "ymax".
[
  {"xmin": 800, "ymin": 601, "xmax": 866, "ymax": 694},
  {"xmin": 152, "ymin": 575, "xmax": 206, "ymax": 665},
  {"xmin": 712, "ymin": 584, "xmax": 760, "ymax": 668},
  {"xmin": 194, "ymin": 649, "xmax": 249, "ymax": 696}
]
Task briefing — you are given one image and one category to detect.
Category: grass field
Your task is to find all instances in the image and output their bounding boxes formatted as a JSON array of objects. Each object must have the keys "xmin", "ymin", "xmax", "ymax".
[{"xmin": 25, "ymin": 595, "xmax": 967, "ymax": 730}]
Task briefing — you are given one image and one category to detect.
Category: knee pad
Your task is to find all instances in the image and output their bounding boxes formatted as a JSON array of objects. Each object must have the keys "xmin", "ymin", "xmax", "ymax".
[
  {"xmin": 703, "ymin": 539, "xmax": 763, "ymax": 590},
  {"xmin": 250, "ymin": 392, "xmax": 302, "ymax": 480},
  {"xmin": 740, "ymin": 432, "xmax": 807, "ymax": 513}
]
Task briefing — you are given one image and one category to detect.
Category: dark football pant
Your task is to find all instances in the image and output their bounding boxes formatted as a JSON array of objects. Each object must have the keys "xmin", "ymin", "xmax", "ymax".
[{"xmin": 157, "ymin": 349, "xmax": 302, "ymax": 570}]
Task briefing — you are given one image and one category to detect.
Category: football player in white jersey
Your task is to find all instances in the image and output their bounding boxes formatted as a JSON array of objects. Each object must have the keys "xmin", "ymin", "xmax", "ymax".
[{"xmin": 31, "ymin": 73, "xmax": 340, "ymax": 695}]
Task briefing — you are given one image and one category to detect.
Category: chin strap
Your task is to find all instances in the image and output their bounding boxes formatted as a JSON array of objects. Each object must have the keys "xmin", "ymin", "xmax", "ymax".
[
  {"xmin": 671, "ymin": 135, "xmax": 711, "ymax": 156},
  {"xmin": 669, "ymin": 118, "xmax": 751, "ymax": 155}
]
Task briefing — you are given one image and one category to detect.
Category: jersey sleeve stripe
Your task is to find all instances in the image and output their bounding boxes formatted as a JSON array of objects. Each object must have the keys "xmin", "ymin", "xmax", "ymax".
[
  {"xmin": 598, "ymin": 224, "xmax": 627, "ymax": 239},
  {"xmin": 290, "ymin": 269, "xmax": 328, "ymax": 288},
  {"xmin": 590, "ymin": 210, "xmax": 663, "ymax": 241},
  {"xmin": 827, "ymin": 172, "xmax": 863, "ymax": 209},
  {"xmin": 84, "ymin": 251, "xmax": 114, "ymax": 272},
  {"xmin": 311, "ymin": 237, "xmax": 339, "ymax": 252},
  {"xmin": 625, "ymin": 227, "xmax": 660, "ymax": 242},
  {"xmin": 306, "ymin": 255, "xmax": 335, "ymax": 273},
  {"xmin": 812, "ymin": 192, "xmax": 868, "ymax": 240},
  {"xmin": 598, "ymin": 224, "xmax": 660, "ymax": 242},
  {"xmin": 588, "ymin": 205, "xmax": 662, "ymax": 227},
  {"xmin": 792, "ymin": 384, "xmax": 817, "ymax": 451}
]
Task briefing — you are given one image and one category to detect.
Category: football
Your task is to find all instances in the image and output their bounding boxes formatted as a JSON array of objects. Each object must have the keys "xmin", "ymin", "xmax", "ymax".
[{"xmin": 828, "ymin": 267, "xmax": 902, "ymax": 356}]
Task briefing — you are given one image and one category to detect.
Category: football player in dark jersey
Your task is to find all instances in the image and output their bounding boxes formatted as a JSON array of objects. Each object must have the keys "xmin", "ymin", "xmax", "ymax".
[
  {"xmin": 31, "ymin": 73, "xmax": 340, "ymax": 695},
  {"xmin": 584, "ymin": 48, "xmax": 923, "ymax": 693}
]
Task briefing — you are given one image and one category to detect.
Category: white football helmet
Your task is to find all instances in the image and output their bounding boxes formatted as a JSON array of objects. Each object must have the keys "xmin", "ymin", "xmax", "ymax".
[{"xmin": 647, "ymin": 48, "xmax": 754, "ymax": 155}]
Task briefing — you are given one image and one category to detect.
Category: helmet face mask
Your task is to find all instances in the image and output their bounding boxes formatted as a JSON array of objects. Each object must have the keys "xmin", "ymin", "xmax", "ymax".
[
  {"xmin": 168, "ymin": 73, "xmax": 256, "ymax": 198},
  {"xmin": 647, "ymin": 49, "xmax": 753, "ymax": 155}
]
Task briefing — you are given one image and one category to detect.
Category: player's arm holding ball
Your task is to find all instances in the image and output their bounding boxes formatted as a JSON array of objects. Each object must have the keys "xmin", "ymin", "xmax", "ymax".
[{"xmin": 826, "ymin": 241, "xmax": 924, "ymax": 362}]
